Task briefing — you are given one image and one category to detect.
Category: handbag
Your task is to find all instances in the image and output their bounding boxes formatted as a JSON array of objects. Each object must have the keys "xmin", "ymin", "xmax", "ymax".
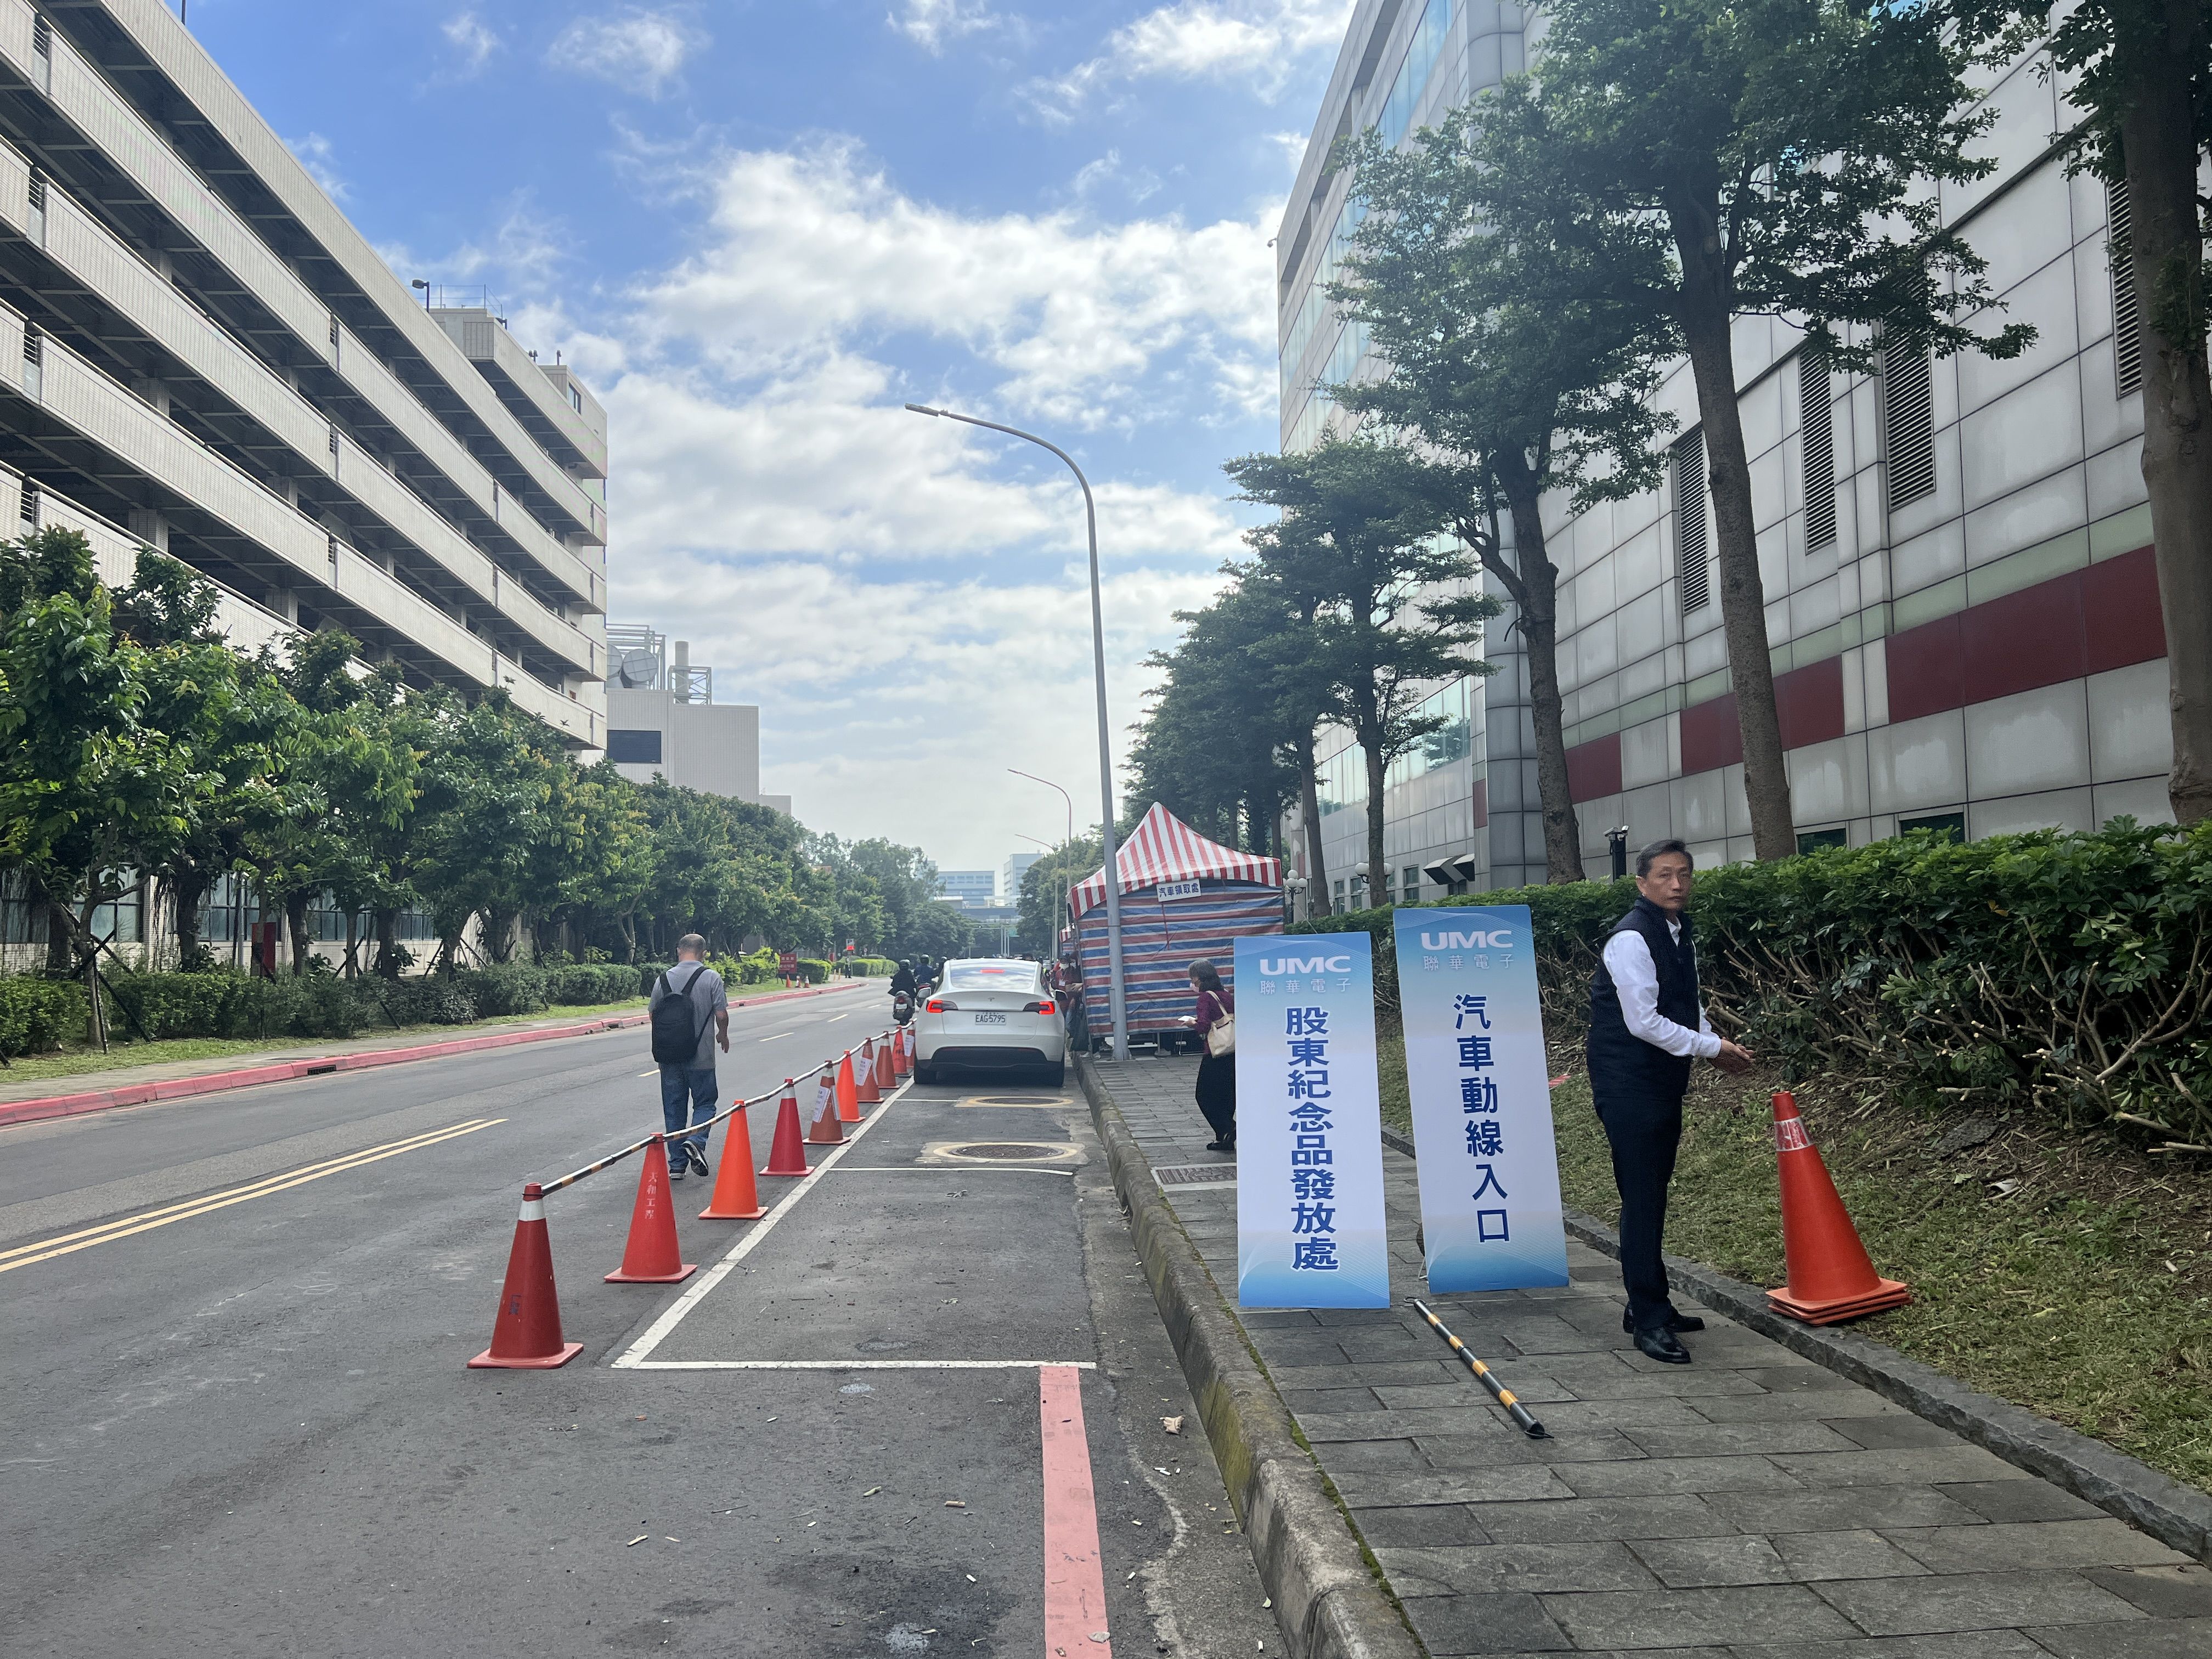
[{"xmin": 1204, "ymin": 1001, "xmax": 1236, "ymax": 1058}]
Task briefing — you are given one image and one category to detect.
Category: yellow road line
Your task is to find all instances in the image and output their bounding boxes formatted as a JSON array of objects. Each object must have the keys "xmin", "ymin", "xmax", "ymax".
[{"xmin": 0, "ymin": 1118, "xmax": 505, "ymax": 1275}]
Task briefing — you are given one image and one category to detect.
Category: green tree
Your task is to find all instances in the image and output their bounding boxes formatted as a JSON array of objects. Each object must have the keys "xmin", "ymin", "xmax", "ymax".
[
  {"xmin": 1224, "ymin": 437, "xmax": 1499, "ymax": 905},
  {"xmin": 1946, "ymin": 0, "xmax": 2212, "ymax": 821},
  {"xmin": 1015, "ymin": 832, "xmax": 1103, "ymax": 957},
  {"xmin": 1468, "ymin": 0, "xmax": 2032, "ymax": 857},
  {"xmin": 1329, "ymin": 111, "xmax": 1674, "ymax": 881}
]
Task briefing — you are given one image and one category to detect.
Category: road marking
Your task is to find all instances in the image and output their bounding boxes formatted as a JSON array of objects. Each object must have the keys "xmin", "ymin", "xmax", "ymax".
[
  {"xmin": 0, "ymin": 1118, "xmax": 505, "ymax": 1274},
  {"xmin": 1041, "ymin": 1364, "xmax": 1113, "ymax": 1655},
  {"xmin": 757, "ymin": 1031, "xmax": 794, "ymax": 1043},
  {"xmin": 825, "ymin": 1012, "xmax": 849, "ymax": 1023},
  {"xmin": 612, "ymin": 1081, "xmax": 912, "ymax": 1368},
  {"xmin": 829, "ymin": 1166, "xmax": 1075, "ymax": 1176},
  {"xmin": 636, "ymin": 1070, "xmax": 659, "ymax": 1077},
  {"xmin": 624, "ymin": 1359, "xmax": 1099, "ymax": 1370}
]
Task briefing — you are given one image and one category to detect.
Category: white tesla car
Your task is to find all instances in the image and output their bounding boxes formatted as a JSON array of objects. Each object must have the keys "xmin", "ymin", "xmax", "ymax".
[{"xmin": 912, "ymin": 957, "xmax": 1066, "ymax": 1086}]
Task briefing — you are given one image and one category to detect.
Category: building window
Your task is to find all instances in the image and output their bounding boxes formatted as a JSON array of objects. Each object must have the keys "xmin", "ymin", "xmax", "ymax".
[
  {"xmin": 569, "ymin": 383, "xmax": 584, "ymax": 413},
  {"xmin": 21, "ymin": 326, "xmax": 41, "ymax": 402},
  {"xmin": 1796, "ymin": 828, "xmax": 1848, "ymax": 855},
  {"xmin": 1800, "ymin": 350, "xmax": 1836, "ymax": 550},
  {"xmin": 1333, "ymin": 878, "xmax": 1347, "ymax": 910},
  {"xmin": 606, "ymin": 728, "xmax": 662, "ymax": 765},
  {"xmin": 19, "ymin": 478, "xmax": 37, "ymax": 527},
  {"xmin": 1400, "ymin": 865, "xmax": 1420, "ymax": 906},
  {"xmin": 1899, "ymin": 810, "xmax": 1965, "ymax": 842},
  {"xmin": 2108, "ymin": 178, "xmax": 2144, "ymax": 397},
  {"xmin": 2, "ymin": 870, "xmax": 49, "ymax": 944},
  {"xmin": 1881, "ymin": 333, "xmax": 1936, "ymax": 509},
  {"xmin": 1672, "ymin": 429, "xmax": 1709, "ymax": 613}
]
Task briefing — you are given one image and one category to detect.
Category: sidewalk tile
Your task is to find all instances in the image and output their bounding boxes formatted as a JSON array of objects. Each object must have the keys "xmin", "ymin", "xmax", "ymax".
[
  {"xmin": 1556, "ymin": 1454, "xmax": 1807, "ymax": 1497},
  {"xmin": 1401, "ymin": 1589, "xmax": 1575, "ymax": 1654},
  {"xmin": 1321, "ymin": 1437, "xmax": 1427, "ymax": 1471},
  {"xmin": 1418, "ymin": 1429, "xmax": 1651, "ymax": 1468},
  {"xmin": 1375, "ymin": 1540, "xmax": 1660, "ymax": 1595},
  {"xmin": 1773, "ymin": 1528, "xmax": 1936, "ymax": 1582},
  {"xmin": 1935, "ymin": 1482, "xmax": 2108, "ymax": 1525},
  {"xmin": 1881, "ymin": 1521, "xmax": 2191, "ymax": 1574},
  {"xmin": 1728, "ymin": 1633, "xmax": 2046, "ymax": 1658},
  {"xmin": 1627, "ymin": 1533, "xmax": 1794, "ymax": 1587},
  {"xmin": 1468, "ymin": 1494, "xmax": 1740, "ymax": 1543},
  {"xmin": 1327, "ymin": 1468, "xmax": 1578, "ymax": 1506},
  {"xmin": 1773, "ymin": 1447, "xmax": 2033, "ymax": 1487},
  {"xmin": 1621, "ymin": 1420, "xmax": 1866, "ymax": 1458},
  {"xmin": 1829, "ymin": 1415, "xmax": 1979, "ymax": 1451},
  {"xmin": 1808, "ymin": 1570, "xmax": 2146, "ymax": 1635},
  {"xmin": 1706, "ymin": 1487, "xmax": 1992, "ymax": 1534},
  {"xmin": 2078, "ymin": 1566, "xmax": 2212, "ymax": 1620},
  {"xmin": 1352, "ymin": 1504, "xmax": 1491, "ymax": 1547},
  {"xmin": 1542, "ymin": 1583, "xmax": 1860, "ymax": 1647},
  {"xmin": 2022, "ymin": 1621, "xmax": 2212, "ymax": 1659},
  {"xmin": 1687, "ymin": 1389, "xmax": 1909, "ymax": 1422}
]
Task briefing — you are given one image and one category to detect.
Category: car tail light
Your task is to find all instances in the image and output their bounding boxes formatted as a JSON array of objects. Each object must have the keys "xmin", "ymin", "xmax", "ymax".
[
  {"xmin": 1023, "ymin": 1000, "xmax": 1055, "ymax": 1015},
  {"xmin": 926, "ymin": 998, "xmax": 956, "ymax": 1013}
]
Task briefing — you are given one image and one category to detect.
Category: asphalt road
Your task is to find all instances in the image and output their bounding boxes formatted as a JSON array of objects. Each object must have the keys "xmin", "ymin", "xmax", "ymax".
[{"xmin": 0, "ymin": 986, "xmax": 1274, "ymax": 1657}]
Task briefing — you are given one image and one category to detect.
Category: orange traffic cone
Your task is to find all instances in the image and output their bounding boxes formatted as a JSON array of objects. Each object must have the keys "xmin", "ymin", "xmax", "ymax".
[
  {"xmin": 760, "ymin": 1080, "xmax": 814, "ymax": 1176},
  {"xmin": 893, "ymin": 1025, "xmax": 912, "ymax": 1077},
  {"xmin": 699, "ymin": 1104, "xmax": 768, "ymax": 1220},
  {"xmin": 1766, "ymin": 1092, "xmax": 1911, "ymax": 1324},
  {"xmin": 808, "ymin": 1067, "xmax": 846, "ymax": 1144},
  {"xmin": 854, "ymin": 1038, "xmax": 883, "ymax": 1106},
  {"xmin": 604, "ymin": 1139, "xmax": 698, "ymax": 1284},
  {"xmin": 469, "ymin": 1183, "xmax": 584, "ymax": 1369},
  {"xmin": 836, "ymin": 1052, "xmax": 863, "ymax": 1122},
  {"xmin": 873, "ymin": 1034, "xmax": 896, "ymax": 1094}
]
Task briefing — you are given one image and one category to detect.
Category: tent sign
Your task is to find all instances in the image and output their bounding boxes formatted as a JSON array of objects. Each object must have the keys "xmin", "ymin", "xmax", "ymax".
[
  {"xmin": 1391, "ymin": 906, "xmax": 1568, "ymax": 1293},
  {"xmin": 1234, "ymin": 932, "xmax": 1389, "ymax": 1308},
  {"xmin": 1155, "ymin": 879, "xmax": 1203, "ymax": 900}
]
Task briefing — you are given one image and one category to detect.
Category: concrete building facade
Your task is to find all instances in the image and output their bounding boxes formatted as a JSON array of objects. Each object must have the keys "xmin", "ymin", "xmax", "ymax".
[
  {"xmin": 603, "ymin": 624, "xmax": 786, "ymax": 812},
  {"xmin": 0, "ymin": 0, "xmax": 609, "ymax": 749},
  {"xmin": 1277, "ymin": 0, "xmax": 2172, "ymax": 911}
]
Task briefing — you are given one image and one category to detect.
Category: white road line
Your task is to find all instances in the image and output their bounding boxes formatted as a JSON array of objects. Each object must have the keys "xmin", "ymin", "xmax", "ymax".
[
  {"xmin": 825, "ymin": 1012, "xmax": 849, "ymax": 1023},
  {"xmin": 624, "ymin": 1359, "xmax": 1099, "ymax": 1370},
  {"xmin": 611, "ymin": 1078, "xmax": 912, "ymax": 1369},
  {"xmin": 831, "ymin": 1166, "xmax": 1076, "ymax": 1176},
  {"xmin": 757, "ymin": 1031, "xmax": 794, "ymax": 1042},
  {"xmin": 635, "ymin": 1069, "xmax": 659, "ymax": 1077}
]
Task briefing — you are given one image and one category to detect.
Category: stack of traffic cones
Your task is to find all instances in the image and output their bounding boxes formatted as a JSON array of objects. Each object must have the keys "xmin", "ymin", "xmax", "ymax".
[{"xmin": 1765, "ymin": 1092, "xmax": 1911, "ymax": 1324}]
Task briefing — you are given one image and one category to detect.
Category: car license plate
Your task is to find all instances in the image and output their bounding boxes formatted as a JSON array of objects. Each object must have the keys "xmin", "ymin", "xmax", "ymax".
[{"xmin": 972, "ymin": 1012, "xmax": 1007, "ymax": 1025}]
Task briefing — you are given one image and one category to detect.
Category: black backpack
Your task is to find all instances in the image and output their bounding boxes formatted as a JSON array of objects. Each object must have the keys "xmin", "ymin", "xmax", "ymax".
[{"xmin": 650, "ymin": 964, "xmax": 702, "ymax": 1065}]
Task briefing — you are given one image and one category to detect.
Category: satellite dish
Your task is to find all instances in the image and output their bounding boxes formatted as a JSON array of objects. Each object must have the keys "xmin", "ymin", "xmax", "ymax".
[{"xmin": 613, "ymin": 646, "xmax": 658, "ymax": 689}]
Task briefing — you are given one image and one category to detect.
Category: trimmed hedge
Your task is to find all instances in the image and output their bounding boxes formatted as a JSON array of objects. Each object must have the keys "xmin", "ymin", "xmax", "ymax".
[
  {"xmin": 1291, "ymin": 820, "xmax": 2212, "ymax": 1142},
  {"xmin": 0, "ymin": 976, "xmax": 90, "ymax": 1058}
]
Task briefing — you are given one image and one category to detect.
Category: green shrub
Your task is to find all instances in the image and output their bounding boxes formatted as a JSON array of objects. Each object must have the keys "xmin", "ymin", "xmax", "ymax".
[
  {"xmin": 1293, "ymin": 820, "xmax": 2212, "ymax": 1141},
  {"xmin": 636, "ymin": 961, "xmax": 674, "ymax": 997},
  {"xmin": 104, "ymin": 971, "xmax": 247, "ymax": 1040},
  {"xmin": 363, "ymin": 976, "xmax": 479, "ymax": 1026},
  {"xmin": 455, "ymin": 964, "xmax": 549, "ymax": 1017},
  {"xmin": 845, "ymin": 956, "xmax": 896, "ymax": 977},
  {"xmin": 545, "ymin": 963, "xmax": 634, "ymax": 1006},
  {"xmin": 795, "ymin": 958, "xmax": 830, "ymax": 985},
  {"xmin": 0, "ymin": 976, "xmax": 89, "ymax": 1057}
]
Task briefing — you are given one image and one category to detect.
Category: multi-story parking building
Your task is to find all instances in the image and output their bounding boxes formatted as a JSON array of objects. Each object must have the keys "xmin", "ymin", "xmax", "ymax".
[
  {"xmin": 0, "ymin": 0, "xmax": 608, "ymax": 966},
  {"xmin": 1278, "ymin": 0, "xmax": 2171, "ymax": 909}
]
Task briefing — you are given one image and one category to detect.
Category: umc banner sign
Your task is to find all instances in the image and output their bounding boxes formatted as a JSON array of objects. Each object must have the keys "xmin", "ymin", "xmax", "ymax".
[
  {"xmin": 1233, "ymin": 932, "xmax": 1389, "ymax": 1308},
  {"xmin": 1391, "ymin": 906, "xmax": 1569, "ymax": 1293}
]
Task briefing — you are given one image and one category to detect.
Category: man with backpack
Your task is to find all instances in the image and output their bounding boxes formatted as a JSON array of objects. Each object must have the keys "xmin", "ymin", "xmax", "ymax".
[{"xmin": 650, "ymin": 934, "xmax": 730, "ymax": 1181}]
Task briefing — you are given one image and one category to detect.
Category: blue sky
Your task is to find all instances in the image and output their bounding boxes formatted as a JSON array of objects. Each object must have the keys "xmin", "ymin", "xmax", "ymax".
[{"xmin": 177, "ymin": 0, "xmax": 1354, "ymax": 878}]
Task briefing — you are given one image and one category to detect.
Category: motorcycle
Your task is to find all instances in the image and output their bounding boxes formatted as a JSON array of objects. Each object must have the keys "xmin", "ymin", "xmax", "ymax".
[{"xmin": 890, "ymin": 985, "xmax": 915, "ymax": 1024}]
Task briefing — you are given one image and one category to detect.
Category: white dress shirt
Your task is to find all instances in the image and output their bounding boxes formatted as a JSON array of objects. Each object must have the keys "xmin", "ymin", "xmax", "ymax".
[{"xmin": 1602, "ymin": 916, "xmax": 1722, "ymax": 1060}]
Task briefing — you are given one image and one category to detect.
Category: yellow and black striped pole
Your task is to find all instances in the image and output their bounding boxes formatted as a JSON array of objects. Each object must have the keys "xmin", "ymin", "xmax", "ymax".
[{"xmin": 1412, "ymin": 1297, "xmax": 1549, "ymax": 1439}]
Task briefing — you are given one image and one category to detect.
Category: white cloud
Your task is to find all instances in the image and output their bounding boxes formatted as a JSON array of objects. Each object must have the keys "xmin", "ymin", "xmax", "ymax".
[
  {"xmin": 1029, "ymin": 0, "xmax": 1354, "ymax": 120},
  {"xmin": 888, "ymin": 0, "xmax": 1000, "ymax": 52},
  {"xmin": 549, "ymin": 8, "xmax": 704, "ymax": 98},
  {"xmin": 633, "ymin": 139, "xmax": 1277, "ymax": 427},
  {"xmin": 285, "ymin": 133, "xmax": 348, "ymax": 201},
  {"xmin": 441, "ymin": 10, "xmax": 499, "ymax": 74}
]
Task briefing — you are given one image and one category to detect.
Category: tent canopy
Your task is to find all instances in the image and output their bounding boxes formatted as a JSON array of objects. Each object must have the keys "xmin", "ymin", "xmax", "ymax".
[{"xmin": 1069, "ymin": 803, "xmax": 1283, "ymax": 917}]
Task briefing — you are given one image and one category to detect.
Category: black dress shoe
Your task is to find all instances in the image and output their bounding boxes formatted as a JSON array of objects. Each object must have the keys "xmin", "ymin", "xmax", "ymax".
[
  {"xmin": 1622, "ymin": 1309, "xmax": 1706, "ymax": 1334},
  {"xmin": 1632, "ymin": 1326, "xmax": 1693, "ymax": 1364}
]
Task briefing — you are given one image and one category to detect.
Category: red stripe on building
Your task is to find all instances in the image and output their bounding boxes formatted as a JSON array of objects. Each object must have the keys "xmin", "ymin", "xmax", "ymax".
[
  {"xmin": 1566, "ymin": 731, "xmax": 1622, "ymax": 802},
  {"xmin": 1681, "ymin": 691, "xmax": 1742, "ymax": 775}
]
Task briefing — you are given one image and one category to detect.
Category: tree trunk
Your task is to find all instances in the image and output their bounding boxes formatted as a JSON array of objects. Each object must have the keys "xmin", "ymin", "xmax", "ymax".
[
  {"xmin": 342, "ymin": 909, "xmax": 359, "ymax": 979},
  {"xmin": 1362, "ymin": 731, "xmax": 1389, "ymax": 909},
  {"xmin": 486, "ymin": 906, "xmax": 517, "ymax": 964},
  {"xmin": 1671, "ymin": 183, "xmax": 1795, "ymax": 860},
  {"xmin": 1496, "ymin": 465, "xmax": 1587, "ymax": 882},
  {"xmin": 285, "ymin": 890, "xmax": 313, "ymax": 974},
  {"xmin": 2120, "ymin": 36, "xmax": 2212, "ymax": 824},
  {"xmin": 373, "ymin": 906, "xmax": 400, "ymax": 978},
  {"xmin": 169, "ymin": 866, "xmax": 210, "ymax": 971},
  {"xmin": 75, "ymin": 897, "xmax": 107, "ymax": 1052},
  {"xmin": 1298, "ymin": 732, "xmax": 1331, "ymax": 918}
]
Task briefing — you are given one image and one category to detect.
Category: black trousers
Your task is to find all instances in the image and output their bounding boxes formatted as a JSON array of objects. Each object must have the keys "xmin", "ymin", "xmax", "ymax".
[
  {"xmin": 1194, "ymin": 1053, "xmax": 1236, "ymax": 1143},
  {"xmin": 1592, "ymin": 1081, "xmax": 1685, "ymax": 1331}
]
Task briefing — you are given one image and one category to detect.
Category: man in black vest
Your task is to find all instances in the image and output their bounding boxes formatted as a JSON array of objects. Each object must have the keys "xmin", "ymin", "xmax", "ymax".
[{"xmin": 1587, "ymin": 839, "xmax": 1753, "ymax": 1363}]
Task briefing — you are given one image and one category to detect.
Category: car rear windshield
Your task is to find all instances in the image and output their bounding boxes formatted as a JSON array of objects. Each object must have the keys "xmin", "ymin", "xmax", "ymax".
[{"xmin": 944, "ymin": 962, "xmax": 1039, "ymax": 992}]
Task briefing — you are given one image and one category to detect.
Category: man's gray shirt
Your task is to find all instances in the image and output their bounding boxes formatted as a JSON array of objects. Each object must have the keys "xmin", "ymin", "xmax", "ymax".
[{"xmin": 651, "ymin": 961, "xmax": 727, "ymax": 1071}]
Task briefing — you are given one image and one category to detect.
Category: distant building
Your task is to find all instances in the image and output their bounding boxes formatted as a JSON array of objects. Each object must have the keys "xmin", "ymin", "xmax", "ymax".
[
  {"xmin": 602, "ymin": 624, "xmax": 784, "ymax": 811},
  {"xmin": 1002, "ymin": 851, "xmax": 1041, "ymax": 899},
  {"xmin": 935, "ymin": 870, "xmax": 998, "ymax": 908}
]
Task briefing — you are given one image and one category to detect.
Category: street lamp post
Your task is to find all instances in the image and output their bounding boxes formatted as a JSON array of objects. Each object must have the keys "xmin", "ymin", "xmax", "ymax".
[
  {"xmin": 1008, "ymin": 768, "xmax": 1074, "ymax": 849},
  {"xmin": 907, "ymin": 402, "xmax": 1132, "ymax": 1060}
]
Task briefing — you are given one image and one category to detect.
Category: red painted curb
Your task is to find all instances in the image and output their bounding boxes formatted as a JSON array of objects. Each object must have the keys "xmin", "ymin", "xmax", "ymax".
[{"xmin": 0, "ymin": 977, "xmax": 874, "ymax": 1131}]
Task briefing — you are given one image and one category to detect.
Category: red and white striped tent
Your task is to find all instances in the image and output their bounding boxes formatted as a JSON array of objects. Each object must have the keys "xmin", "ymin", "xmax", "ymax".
[{"xmin": 1068, "ymin": 803, "xmax": 1283, "ymax": 917}]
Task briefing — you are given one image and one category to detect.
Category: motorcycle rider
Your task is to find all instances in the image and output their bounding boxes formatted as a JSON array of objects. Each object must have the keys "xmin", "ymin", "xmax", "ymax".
[{"xmin": 890, "ymin": 957, "xmax": 918, "ymax": 1000}]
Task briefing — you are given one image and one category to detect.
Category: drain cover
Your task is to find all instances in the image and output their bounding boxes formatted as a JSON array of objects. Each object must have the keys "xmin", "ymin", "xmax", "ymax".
[
  {"xmin": 963, "ymin": 1094, "xmax": 1061, "ymax": 1107},
  {"xmin": 949, "ymin": 1143, "xmax": 1058, "ymax": 1160},
  {"xmin": 1155, "ymin": 1163, "xmax": 1237, "ymax": 1187}
]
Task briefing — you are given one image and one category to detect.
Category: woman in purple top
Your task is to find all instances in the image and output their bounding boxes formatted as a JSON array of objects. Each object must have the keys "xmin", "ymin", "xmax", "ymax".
[{"xmin": 1189, "ymin": 957, "xmax": 1236, "ymax": 1153}]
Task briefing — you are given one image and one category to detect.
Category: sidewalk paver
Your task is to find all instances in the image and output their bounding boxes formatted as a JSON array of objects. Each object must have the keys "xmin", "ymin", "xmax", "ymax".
[{"xmin": 1094, "ymin": 1056, "xmax": 2210, "ymax": 1657}]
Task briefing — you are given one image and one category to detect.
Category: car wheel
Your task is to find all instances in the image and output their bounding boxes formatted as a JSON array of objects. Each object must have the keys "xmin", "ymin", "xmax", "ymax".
[
  {"xmin": 1039, "ymin": 1061, "xmax": 1065, "ymax": 1088},
  {"xmin": 913, "ymin": 1061, "xmax": 938, "ymax": 1085}
]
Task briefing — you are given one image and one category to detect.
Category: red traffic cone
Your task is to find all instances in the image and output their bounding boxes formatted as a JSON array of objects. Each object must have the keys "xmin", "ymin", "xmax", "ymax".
[
  {"xmin": 834, "ymin": 1052, "xmax": 862, "ymax": 1122},
  {"xmin": 699, "ymin": 1104, "xmax": 768, "ymax": 1220},
  {"xmin": 893, "ymin": 1025, "xmax": 912, "ymax": 1077},
  {"xmin": 469, "ymin": 1184, "xmax": 584, "ymax": 1369},
  {"xmin": 1766, "ymin": 1092, "xmax": 1911, "ymax": 1324},
  {"xmin": 809, "ymin": 1068, "xmax": 847, "ymax": 1144},
  {"xmin": 873, "ymin": 1034, "xmax": 896, "ymax": 1094},
  {"xmin": 760, "ymin": 1080, "xmax": 814, "ymax": 1176},
  {"xmin": 605, "ymin": 1139, "xmax": 698, "ymax": 1284},
  {"xmin": 854, "ymin": 1038, "xmax": 883, "ymax": 1106}
]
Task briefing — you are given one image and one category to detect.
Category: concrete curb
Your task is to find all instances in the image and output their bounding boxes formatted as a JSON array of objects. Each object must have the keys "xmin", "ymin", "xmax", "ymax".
[
  {"xmin": 1079, "ymin": 1057, "xmax": 1424, "ymax": 1659},
  {"xmin": 0, "ymin": 978, "xmax": 868, "ymax": 1131},
  {"xmin": 1376, "ymin": 1124, "xmax": 2212, "ymax": 1565}
]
